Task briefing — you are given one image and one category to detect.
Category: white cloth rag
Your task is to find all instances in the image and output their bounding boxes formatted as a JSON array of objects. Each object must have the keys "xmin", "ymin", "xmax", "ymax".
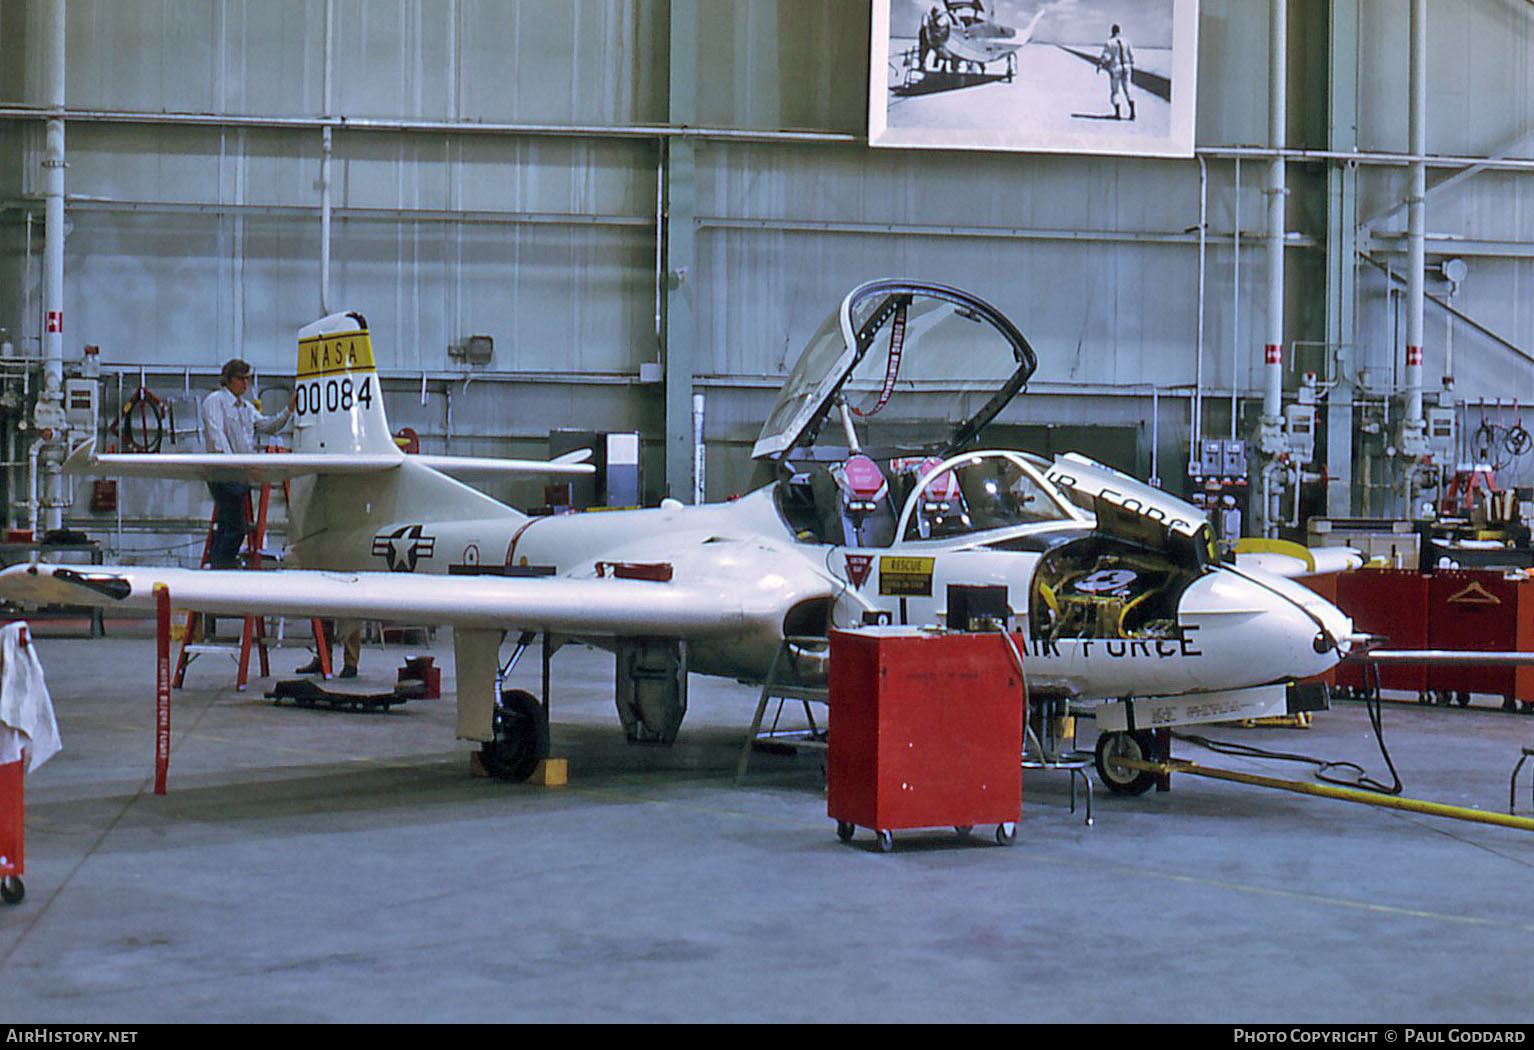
[{"xmin": 0, "ymin": 622, "xmax": 60, "ymax": 773}]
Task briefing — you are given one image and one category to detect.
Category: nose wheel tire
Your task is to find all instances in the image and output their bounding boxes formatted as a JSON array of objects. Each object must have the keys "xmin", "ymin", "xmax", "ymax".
[
  {"xmin": 478, "ymin": 688, "xmax": 550, "ymax": 782},
  {"xmin": 1095, "ymin": 730, "xmax": 1158, "ymax": 796}
]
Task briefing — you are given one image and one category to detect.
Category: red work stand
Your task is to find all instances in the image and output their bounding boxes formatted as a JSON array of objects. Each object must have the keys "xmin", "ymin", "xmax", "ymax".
[{"xmin": 827, "ymin": 627, "xmax": 1024, "ymax": 851}]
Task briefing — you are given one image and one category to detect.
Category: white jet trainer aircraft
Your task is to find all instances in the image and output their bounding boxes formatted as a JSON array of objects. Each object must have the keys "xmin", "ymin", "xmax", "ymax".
[{"xmin": 0, "ymin": 279, "xmax": 1354, "ymax": 791}]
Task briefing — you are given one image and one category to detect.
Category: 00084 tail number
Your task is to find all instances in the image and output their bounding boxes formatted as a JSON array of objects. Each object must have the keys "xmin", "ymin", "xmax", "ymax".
[{"xmin": 296, "ymin": 375, "xmax": 373, "ymax": 417}]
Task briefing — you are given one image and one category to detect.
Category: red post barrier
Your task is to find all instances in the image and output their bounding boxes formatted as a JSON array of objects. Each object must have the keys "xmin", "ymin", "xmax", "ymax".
[{"xmin": 154, "ymin": 583, "xmax": 170, "ymax": 795}]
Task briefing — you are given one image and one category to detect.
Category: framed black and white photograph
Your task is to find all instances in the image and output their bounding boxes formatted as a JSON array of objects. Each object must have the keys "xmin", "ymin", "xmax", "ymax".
[{"xmin": 868, "ymin": 0, "xmax": 1199, "ymax": 157}]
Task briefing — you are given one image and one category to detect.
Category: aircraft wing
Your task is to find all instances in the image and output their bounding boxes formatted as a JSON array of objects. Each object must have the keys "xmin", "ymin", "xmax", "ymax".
[
  {"xmin": 66, "ymin": 443, "xmax": 594, "ymax": 484},
  {"xmin": 0, "ymin": 562, "xmax": 751, "ymax": 637}
]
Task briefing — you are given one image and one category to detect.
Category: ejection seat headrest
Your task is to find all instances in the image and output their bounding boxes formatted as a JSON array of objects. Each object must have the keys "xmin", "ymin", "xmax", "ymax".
[
  {"xmin": 917, "ymin": 457, "xmax": 960, "ymax": 502},
  {"xmin": 837, "ymin": 454, "xmax": 889, "ymax": 503}
]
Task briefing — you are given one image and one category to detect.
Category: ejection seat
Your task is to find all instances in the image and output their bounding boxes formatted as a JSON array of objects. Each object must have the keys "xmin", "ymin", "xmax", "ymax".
[
  {"xmin": 833, "ymin": 454, "xmax": 896, "ymax": 548},
  {"xmin": 906, "ymin": 457, "xmax": 967, "ymax": 540}
]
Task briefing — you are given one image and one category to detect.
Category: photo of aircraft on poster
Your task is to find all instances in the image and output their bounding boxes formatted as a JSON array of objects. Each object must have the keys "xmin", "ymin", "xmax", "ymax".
[{"xmin": 868, "ymin": 0, "xmax": 1198, "ymax": 157}]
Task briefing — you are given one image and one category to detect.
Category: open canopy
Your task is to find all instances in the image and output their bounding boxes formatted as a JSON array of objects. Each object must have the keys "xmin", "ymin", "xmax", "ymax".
[{"xmin": 751, "ymin": 279, "xmax": 1037, "ymax": 463}]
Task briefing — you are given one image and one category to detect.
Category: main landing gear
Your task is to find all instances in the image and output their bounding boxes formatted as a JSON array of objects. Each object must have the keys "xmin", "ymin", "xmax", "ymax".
[{"xmin": 478, "ymin": 688, "xmax": 550, "ymax": 782}]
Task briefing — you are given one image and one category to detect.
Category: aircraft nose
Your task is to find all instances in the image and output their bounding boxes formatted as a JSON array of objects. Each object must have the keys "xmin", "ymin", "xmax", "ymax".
[
  {"xmin": 1181, "ymin": 568, "xmax": 1355, "ymax": 685},
  {"xmin": 1297, "ymin": 583, "xmax": 1355, "ymax": 659}
]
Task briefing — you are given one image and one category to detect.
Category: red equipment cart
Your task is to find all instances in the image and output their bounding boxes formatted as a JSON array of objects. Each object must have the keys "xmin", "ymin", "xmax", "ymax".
[{"xmin": 827, "ymin": 627, "xmax": 1024, "ymax": 851}]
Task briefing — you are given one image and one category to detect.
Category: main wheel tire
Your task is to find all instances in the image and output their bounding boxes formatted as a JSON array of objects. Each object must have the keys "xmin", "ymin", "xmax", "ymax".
[
  {"xmin": 1, "ymin": 876, "xmax": 23, "ymax": 904},
  {"xmin": 478, "ymin": 688, "xmax": 550, "ymax": 782},
  {"xmin": 1095, "ymin": 730, "xmax": 1159, "ymax": 796}
]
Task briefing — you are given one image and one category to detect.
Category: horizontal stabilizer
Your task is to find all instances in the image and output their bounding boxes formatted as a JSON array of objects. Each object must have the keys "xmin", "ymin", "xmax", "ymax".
[{"xmin": 414, "ymin": 451, "xmax": 594, "ymax": 479}]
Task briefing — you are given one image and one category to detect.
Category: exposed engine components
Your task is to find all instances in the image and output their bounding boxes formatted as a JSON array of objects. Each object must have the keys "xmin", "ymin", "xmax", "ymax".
[{"xmin": 1030, "ymin": 537, "xmax": 1197, "ymax": 647}]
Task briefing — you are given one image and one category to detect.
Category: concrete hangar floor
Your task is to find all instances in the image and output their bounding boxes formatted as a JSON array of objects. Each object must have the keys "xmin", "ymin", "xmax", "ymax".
[{"xmin": 1, "ymin": 623, "xmax": 1531, "ymax": 1023}]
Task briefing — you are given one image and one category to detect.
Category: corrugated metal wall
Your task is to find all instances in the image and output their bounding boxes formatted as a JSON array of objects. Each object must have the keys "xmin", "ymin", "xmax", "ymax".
[{"xmin": 1, "ymin": 0, "xmax": 1533, "ymax": 549}]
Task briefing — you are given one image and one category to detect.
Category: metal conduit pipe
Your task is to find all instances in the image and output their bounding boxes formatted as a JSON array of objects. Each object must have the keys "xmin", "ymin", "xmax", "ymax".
[
  {"xmin": 1192, "ymin": 155, "xmax": 1207, "ymax": 461},
  {"xmin": 11, "ymin": 100, "xmax": 1534, "ymax": 173},
  {"xmin": 1255, "ymin": 0, "xmax": 1288, "ymax": 537},
  {"xmin": 1262, "ymin": 0, "xmax": 1286, "ymax": 429},
  {"xmin": 318, "ymin": 0, "xmax": 334, "ymax": 315},
  {"xmin": 1400, "ymin": 0, "xmax": 1430, "ymax": 518},
  {"xmin": 1231, "ymin": 158, "xmax": 1242, "ymax": 441},
  {"xmin": 25, "ymin": 436, "xmax": 46, "ymax": 538}
]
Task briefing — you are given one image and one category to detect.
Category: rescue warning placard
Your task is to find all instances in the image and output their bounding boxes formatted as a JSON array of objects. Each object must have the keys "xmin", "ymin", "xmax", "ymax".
[{"xmin": 879, "ymin": 556, "xmax": 934, "ymax": 597}]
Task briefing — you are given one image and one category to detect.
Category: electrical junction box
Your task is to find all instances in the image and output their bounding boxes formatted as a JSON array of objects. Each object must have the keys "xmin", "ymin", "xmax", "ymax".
[
  {"xmin": 1426, "ymin": 408, "xmax": 1456, "ymax": 461},
  {"xmin": 1196, "ymin": 439, "xmax": 1224, "ymax": 477},
  {"xmin": 64, "ymin": 378, "xmax": 98, "ymax": 430},
  {"xmin": 1222, "ymin": 439, "xmax": 1248, "ymax": 478},
  {"xmin": 1189, "ymin": 439, "xmax": 1248, "ymax": 481},
  {"xmin": 1284, "ymin": 403, "xmax": 1316, "ymax": 461}
]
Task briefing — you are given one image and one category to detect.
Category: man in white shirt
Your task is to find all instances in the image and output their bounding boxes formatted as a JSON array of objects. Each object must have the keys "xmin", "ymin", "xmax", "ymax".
[{"xmin": 198, "ymin": 358, "xmax": 294, "ymax": 568}]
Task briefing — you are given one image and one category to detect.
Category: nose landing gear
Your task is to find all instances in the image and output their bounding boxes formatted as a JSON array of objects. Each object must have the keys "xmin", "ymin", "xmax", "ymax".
[{"xmin": 1094, "ymin": 730, "xmax": 1161, "ymax": 796}]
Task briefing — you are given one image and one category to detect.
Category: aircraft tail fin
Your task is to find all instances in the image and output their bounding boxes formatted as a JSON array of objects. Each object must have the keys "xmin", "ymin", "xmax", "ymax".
[
  {"xmin": 68, "ymin": 309, "xmax": 590, "ymax": 488},
  {"xmin": 285, "ymin": 311, "xmax": 526, "ymax": 564},
  {"xmin": 292, "ymin": 311, "xmax": 402, "ymax": 458}
]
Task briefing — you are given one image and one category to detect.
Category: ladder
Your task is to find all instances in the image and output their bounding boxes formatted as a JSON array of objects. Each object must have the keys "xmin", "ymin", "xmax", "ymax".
[
  {"xmin": 173, "ymin": 478, "xmax": 331, "ymax": 691},
  {"xmin": 734, "ymin": 637, "xmax": 829, "ymax": 784}
]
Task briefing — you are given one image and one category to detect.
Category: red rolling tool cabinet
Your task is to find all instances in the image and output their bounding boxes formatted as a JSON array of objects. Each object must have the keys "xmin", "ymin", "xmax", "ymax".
[
  {"xmin": 1425, "ymin": 570, "xmax": 1534, "ymax": 707},
  {"xmin": 827, "ymin": 627, "xmax": 1023, "ymax": 851}
]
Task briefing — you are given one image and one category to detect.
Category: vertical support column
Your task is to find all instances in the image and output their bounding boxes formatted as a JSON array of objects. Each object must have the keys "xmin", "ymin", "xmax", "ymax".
[
  {"xmin": 662, "ymin": 1, "xmax": 699, "ymax": 503},
  {"xmin": 1325, "ymin": 0, "xmax": 1360, "ymax": 517},
  {"xmin": 39, "ymin": 0, "xmax": 68, "ymax": 534}
]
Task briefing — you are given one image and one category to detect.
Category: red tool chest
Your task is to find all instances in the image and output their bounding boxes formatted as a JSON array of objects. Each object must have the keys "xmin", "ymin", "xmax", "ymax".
[
  {"xmin": 827, "ymin": 627, "xmax": 1023, "ymax": 851},
  {"xmin": 1425, "ymin": 570, "xmax": 1534, "ymax": 705}
]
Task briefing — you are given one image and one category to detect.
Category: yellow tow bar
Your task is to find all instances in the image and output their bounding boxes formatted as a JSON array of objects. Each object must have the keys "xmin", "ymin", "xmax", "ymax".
[{"xmin": 1109, "ymin": 756, "xmax": 1534, "ymax": 833}]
